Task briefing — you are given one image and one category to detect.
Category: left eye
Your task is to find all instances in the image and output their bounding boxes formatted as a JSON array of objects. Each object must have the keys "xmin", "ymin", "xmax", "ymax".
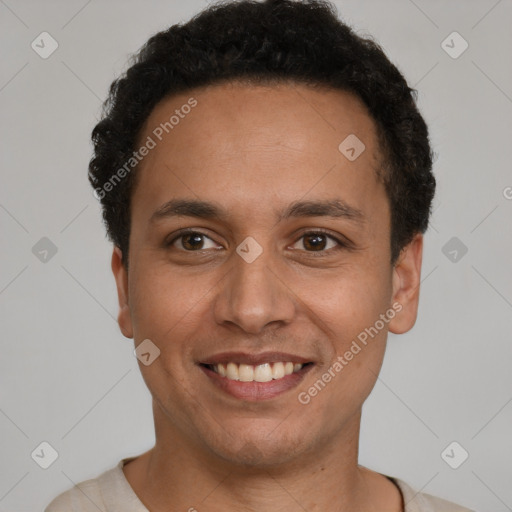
[{"xmin": 291, "ymin": 231, "xmax": 342, "ymax": 252}]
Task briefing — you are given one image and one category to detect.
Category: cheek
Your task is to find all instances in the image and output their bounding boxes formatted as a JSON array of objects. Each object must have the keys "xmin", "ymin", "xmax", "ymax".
[
  {"xmin": 297, "ymin": 264, "xmax": 393, "ymax": 406},
  {"xmin": 299, "ymin": 264, "xmax": 392, "ymax": 339},
  {"xmin": 127, "ymin": 260, "xmax": 228, "ymax": 379},
  {"xmin": 325, "ymin": 269, "xmax": 393, "ymax": 394},
  {"xmin": 128, "ymin": 262, "xmax": 205, "ymax": 340}
]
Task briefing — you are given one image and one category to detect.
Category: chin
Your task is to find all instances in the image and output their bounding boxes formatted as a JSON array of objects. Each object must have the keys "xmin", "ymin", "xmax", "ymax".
[{"xmin": 204, "ymin": 423, "xmax": 309, "ymax": 468}]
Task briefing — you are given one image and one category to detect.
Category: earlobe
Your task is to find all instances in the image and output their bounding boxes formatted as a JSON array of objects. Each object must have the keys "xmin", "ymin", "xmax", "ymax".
[
  {"xmin": 111, "ymin": 246, "xmax": 134, "ymax": 339},
  {"xmin": 388, "ymin": 234, "xmax": 423, "ymax": 335}
]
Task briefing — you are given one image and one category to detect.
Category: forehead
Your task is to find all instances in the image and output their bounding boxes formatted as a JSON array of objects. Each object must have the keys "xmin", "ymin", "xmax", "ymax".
[{"xmin": 132, "ymin": 81, "xmax": 386, "ymax": 225}]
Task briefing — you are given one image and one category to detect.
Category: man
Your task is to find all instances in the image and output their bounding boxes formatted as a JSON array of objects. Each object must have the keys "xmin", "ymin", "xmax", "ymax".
[{"xmin": 45, "ymin": 0, "xmax": 474, "ymax": 510}]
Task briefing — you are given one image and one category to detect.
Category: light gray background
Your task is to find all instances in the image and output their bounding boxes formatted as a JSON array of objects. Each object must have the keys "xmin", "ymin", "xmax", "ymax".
[{"xmin": 1, "ymin": 0, "xmax": 511, "ymax": 510}]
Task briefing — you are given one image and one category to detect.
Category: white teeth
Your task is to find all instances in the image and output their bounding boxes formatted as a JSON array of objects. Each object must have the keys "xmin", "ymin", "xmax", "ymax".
[
  {"xmin": 272, "ymin": 362, "xmax": 285, "ymax": 379},
  {"xmin": 239, "ymin": 364, "xmax": 254, "ymax": 382},
  {"xmin": 254, "ymin": 363, "xmax": 273, "ymax": 382},
  {"xmin": 210, "ymin": 361, "xmax": 304, "ymax": 382},
  {"xmin": 226, "ymin": 362, "xmax": 239, "ymax": 380}
]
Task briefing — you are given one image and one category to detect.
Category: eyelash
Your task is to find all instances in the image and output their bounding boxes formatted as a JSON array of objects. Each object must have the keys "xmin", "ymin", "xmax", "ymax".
[{"xmin": 166, "ymin": 228, "xmax": 348, "ymax": 256}]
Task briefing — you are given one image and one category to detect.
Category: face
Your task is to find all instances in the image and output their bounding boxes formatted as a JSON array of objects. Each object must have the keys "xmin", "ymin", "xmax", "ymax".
[{"xmin": 112, "ymin": 81, "xmax": 423, "ymax": 467}]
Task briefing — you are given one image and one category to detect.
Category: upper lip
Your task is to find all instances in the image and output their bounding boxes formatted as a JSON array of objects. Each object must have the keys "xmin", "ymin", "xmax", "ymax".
[{"xmin": 199, "ymin": 351, "xmax": 313, "ymax": 366}]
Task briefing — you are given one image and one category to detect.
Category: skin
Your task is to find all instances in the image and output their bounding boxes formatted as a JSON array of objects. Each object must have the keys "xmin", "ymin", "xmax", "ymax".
[{"xmin": 111, "ymin": 81, "xmax": 423, "ymax": 511}]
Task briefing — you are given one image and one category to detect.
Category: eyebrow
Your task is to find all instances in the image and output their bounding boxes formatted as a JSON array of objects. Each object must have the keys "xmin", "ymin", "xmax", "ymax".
[{"xmin": 150, "ymin": 198, "xmax": 365, "ymax": 224}]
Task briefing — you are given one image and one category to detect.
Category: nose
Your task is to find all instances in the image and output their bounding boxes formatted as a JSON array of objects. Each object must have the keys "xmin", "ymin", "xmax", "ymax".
[{"xmin": 212, "ymin": 244, "xmax": 296, "ymax": 334}]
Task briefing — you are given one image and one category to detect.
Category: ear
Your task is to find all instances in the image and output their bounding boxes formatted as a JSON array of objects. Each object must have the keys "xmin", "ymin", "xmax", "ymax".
[
  {"xmin": 111, "ymin": 246, "xmax": 134, "ymax": 339},
  {"xmin": 388, "ymin": 233, "xmax": 423, "ymax": 335}
]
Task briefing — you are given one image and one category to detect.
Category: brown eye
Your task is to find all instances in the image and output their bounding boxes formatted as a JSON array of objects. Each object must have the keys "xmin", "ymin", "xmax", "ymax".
[
  {"xmin": 168, "ymin": 230, "xmax": 220, "ymax": 251},
  {"xmin": 292, "ymin": 231, "xmax": 345, "ymax": 254},
  {"xmin": 181, "ymin": 233, "xmax": 206, "ymax": 250},
  {"xmin": 303, "ymin": 233, "xmax": 329, "ymax": 251}
]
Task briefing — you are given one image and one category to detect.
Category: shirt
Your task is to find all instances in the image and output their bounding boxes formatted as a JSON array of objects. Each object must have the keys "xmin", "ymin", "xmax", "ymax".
[{"xmin": 44, "ymin": 457, "xmax": 475, "ymax": 512}]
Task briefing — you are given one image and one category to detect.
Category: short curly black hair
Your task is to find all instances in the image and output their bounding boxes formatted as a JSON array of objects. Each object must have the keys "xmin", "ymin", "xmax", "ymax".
[{"xmin": 89, "ymin": 0, "xmax": 435, "ymax": 267}]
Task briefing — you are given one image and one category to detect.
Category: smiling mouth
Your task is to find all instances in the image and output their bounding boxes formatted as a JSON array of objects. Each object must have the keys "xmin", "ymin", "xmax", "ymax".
[{"xmin": 201, "ymin": 361, "xmax": 313, "ymax": 382}]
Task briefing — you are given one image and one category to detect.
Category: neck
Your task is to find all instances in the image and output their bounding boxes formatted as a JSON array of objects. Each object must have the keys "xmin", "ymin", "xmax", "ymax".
[{"xmin": 123, "ymin": 405, "xmax": 402, "ymax": 512}]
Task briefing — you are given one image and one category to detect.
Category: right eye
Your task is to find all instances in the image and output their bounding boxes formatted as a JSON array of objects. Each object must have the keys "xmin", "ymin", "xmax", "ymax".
[{"xmin": 167, "ymin": 229, "xmax": 222, "ymax": 252}]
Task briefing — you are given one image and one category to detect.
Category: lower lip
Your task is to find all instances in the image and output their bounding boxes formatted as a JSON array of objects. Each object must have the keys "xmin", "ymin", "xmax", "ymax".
[{"xmin": 199, "ymin": 364, "xmax": 313, "ymax": 401}]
